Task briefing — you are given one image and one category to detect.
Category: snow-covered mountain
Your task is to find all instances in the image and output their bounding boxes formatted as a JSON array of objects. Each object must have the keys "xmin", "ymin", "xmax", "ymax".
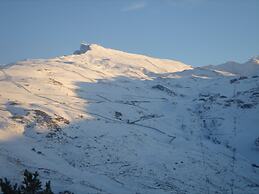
[
  {"xmin": 0, "ymin": 44, "xmax": 258, "ymax": 194},
  {"xmin": 208, "ymin": 56, "xmax": 259, "ymax": 76}
]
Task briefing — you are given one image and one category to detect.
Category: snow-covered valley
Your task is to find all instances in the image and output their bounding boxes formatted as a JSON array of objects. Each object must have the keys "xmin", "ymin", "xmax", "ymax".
[{"xmin": 0, "ymin": 44, "xmax": 259, "ymax": 194}]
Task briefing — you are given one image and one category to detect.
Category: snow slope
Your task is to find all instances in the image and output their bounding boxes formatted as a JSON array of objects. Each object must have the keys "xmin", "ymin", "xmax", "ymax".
[{"xmin": 0, "ymin": 44, "xmax": 258, "ymax": 194}]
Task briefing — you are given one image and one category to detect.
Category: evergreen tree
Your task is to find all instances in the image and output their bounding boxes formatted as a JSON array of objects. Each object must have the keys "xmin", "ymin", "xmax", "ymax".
[
  {"xmin": 0, "ymin": 178, "xmax": 21, "ymax": 194},
  {"xmin": 0, "ymin": 170, "xmax": 72, "ymax": 194},
  {"xmin": 20, "ymin": 170, "xmax": 42, "ymax": 194},
  {"xmin": 41, "ymin": 181, "xmax": 53, "ymax": 194}
]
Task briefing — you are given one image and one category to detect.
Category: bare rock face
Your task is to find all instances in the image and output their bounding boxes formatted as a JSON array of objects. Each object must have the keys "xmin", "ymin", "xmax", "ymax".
[{"xmin": 73, "ymin": 43, "xmax": 91, "ymax": 55}]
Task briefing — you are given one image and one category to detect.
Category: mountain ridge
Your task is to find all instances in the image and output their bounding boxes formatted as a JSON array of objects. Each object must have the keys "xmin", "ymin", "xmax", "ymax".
[{"xmin": 3, "ymin": 43, "xmax": 258, "ymax": 77}]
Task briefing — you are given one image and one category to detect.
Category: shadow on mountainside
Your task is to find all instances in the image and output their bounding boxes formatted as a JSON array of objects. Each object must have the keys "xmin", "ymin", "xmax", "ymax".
[{"xmin": 1, "ymin": 73, "xmax": 259, "ymax": 194}]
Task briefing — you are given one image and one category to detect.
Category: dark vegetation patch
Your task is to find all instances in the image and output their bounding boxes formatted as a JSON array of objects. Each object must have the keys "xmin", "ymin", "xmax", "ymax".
[{"xmin": 0, "ymin": 169, "xmax": 74, "ymax": 194}]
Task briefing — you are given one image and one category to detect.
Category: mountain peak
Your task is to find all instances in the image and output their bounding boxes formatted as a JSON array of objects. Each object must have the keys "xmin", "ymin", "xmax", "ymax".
[{"xmin": 73, "ymin": 43, "xmax": 104, "ymax": 55}]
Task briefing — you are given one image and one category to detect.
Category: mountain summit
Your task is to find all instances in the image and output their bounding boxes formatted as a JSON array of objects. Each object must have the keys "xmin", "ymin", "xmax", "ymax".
[
  {"xmin": 73, "ymin": 43, "xmax": 92, "ymax": 54},
  {"xmin": 72, "ymin": 43, "xmax": 192, "ymax": 75},
  {"xmin": 73, "ymin": 43, "xmax": 105, "ymax": 55},
  {"xmin": 0, "ymin": 44, "xmax": 258, "ymax": 194}
]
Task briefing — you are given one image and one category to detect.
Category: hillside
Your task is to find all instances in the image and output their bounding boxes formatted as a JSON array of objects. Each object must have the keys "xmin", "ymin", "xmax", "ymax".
[{"xmin": 0, "ymin": 44, "xmax": 258, "ymax": 194}]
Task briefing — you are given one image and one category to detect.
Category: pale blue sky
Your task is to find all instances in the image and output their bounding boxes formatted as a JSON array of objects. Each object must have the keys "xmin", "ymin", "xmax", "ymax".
[{"xmin": 0, "ymin": 0, "xmax": 258, "ymax": 66}]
